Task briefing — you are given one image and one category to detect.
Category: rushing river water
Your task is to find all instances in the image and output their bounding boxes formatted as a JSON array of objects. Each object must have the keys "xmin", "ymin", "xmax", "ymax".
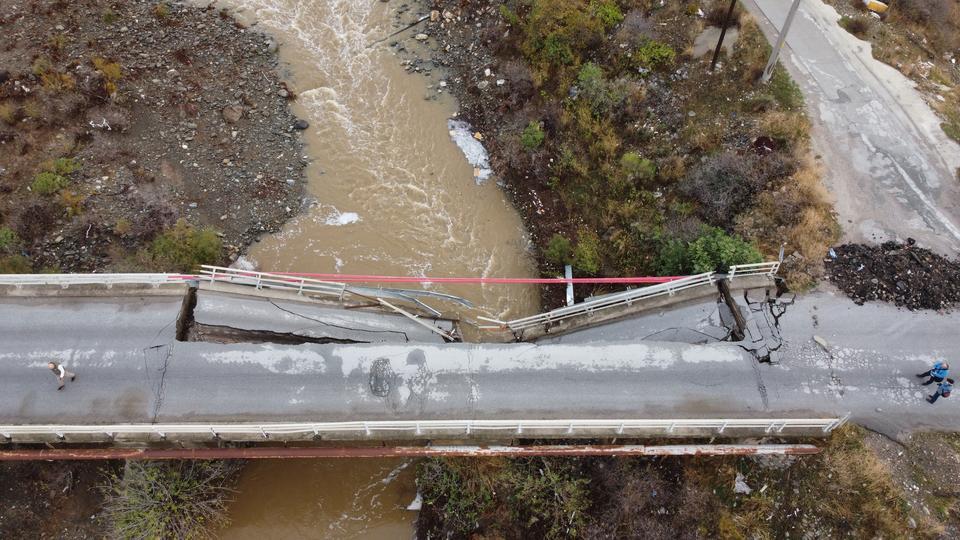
[
  {"xmin": 211, "ymin": 0, "xmax": 540, "ymax": 537},
  {"xmin": 221, "ymin": 458, "xmax": 419, "ymax": 539},
  {"xmin": 227, "ymin": 0, "xmax": 539, "ymax": 321}
]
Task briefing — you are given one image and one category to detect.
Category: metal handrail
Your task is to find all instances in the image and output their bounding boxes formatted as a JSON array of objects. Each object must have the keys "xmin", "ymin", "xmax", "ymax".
[
  {"xmin": 0, "ymin": 273, "xmax": 187, "ymax": 286},
  {"xmin": 488, "ymin": 272, "xmax": 716, "ymax": 332},
  {"xmin": 198, "ymin": 266, "xmax": 473, "ymax": 311},
  {"xmin": 489, "ymin": 262, "xmax": 780, "ymax": 333},
  {"xmin": 728, "ymin": 262, "xmax": 780, "ymax": 280},
  {"xmin": 0, "ymin": 417, "xmax": 845, "ymax": 440}
]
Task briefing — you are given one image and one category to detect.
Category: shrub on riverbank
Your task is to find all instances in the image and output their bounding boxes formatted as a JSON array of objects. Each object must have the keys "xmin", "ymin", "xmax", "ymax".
[
  {"xmin": 430, "ymin": 0, "xmax": 836, "ymax": 292},
  {"xmin": 141, "ymin": 219, "xmax": 222, "ymax": 272},
  {"xmin": 101, "ymin": 460, "xmax": 242, "ymax": 540},
  {"xmin": 417, "ymin": 426, "xmax": 933, "ymax": 538}
]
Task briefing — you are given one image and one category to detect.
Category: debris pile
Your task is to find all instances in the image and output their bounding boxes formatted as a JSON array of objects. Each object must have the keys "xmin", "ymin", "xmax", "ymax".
[{"xmin": 826, "ymin": 242, "xmax": 960, "ymax": 310}]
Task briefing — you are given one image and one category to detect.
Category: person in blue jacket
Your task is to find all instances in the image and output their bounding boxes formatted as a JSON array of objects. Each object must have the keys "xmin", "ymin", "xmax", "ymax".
[
  {"xmin": 927, "ymin": 378, "xmax": 954, "ymax": 404},
  {"xmin": 917, "ymin": 361, "xmax": 949, "ymax": 386}
]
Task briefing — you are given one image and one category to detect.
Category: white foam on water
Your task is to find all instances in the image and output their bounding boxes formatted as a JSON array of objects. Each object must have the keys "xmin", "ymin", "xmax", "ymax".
[
  {"xmin": 323, "ymin": 208, "xmax": 361, "ymax": 226},
  {"xmin": 230, "ymin": 255, "xmax": 258, "ymax": 271},
  {"xmin": 447, "ymin": 119, "xmax": 493, "ymax": 184}
]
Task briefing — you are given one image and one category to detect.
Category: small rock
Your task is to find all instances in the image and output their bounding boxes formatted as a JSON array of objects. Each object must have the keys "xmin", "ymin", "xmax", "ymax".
[
  {"xmin": 293, "ymin": 119, "xmax": 310, "ymax": 130},
  {"xmin": 188, "ymin": 202, "xmax": 198, "ymax": 209},
  {"xmin": 477, "ymin": 80, "xmax": 489, "ymax": 90},
  {"xmin": 278, "ymin": 89, "xmax": 289, "ymax": 98},
  {"xmin": 430, "ymin": 10, "xmax": 440, "ymax": 22},
  {"xmin": 414, "ymin": 33, "xmax": 429, "ymax": 41},
  {"xmin": 222, "ymin": 105, "xmax": 244, "ymax": 124},
  {"xmin": 734, "ymin": 473, "xmax": 752, "ymax": 495}
]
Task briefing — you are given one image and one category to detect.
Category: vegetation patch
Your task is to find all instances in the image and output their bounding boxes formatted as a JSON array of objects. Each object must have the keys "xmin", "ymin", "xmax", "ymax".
[
  {"xmin": 418, "ymin": 426, "xmax": 928, "ymax": 539},
  {"xmin": 428, "ymin": 0, "xmax": 837, "ymax": 297},
  {"xmin": 101, "ymin": 460, "xmax": 242, "ymax": 540},
  {"xmin": 140, "ymin": 219, "xmax": 223, "ymax": 272}
]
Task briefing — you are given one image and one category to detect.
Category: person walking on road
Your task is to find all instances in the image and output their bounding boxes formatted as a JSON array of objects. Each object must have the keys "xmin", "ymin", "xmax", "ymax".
[
  {"xmin": 917, "ymin": 361, "xmax": 949, "ymax": 386},
  {"xmin": 927, "ymin": 378, "xmax": 954, "ymax": 404},
  {"xmin": 47, "ymin": 361, "xmax": 76, "ymax": 391}
]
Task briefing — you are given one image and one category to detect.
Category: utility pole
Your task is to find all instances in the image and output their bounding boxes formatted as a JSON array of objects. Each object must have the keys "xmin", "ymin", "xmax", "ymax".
[
  {"xmin": 761, "ymin": 0, "xmax": 802, "ymax": 83},
  {"xmin": 710, "ymin": 0, "xmax": 739, "ymax": 72}
]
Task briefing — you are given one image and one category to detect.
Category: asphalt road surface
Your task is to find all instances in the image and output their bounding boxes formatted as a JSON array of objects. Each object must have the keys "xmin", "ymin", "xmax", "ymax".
[
  {"xmin": 2, "ymin": 290, "xmax": 958, "ymax": 437},
  {"xmin": 747, "ymin": 0, "xmax": 960, "ymax": 254}
]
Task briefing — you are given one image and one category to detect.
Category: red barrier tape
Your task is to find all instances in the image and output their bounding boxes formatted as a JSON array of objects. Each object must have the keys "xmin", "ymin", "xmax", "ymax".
[{"xmin": 271, "ymin": 273, "xmax": 686, "ymax": 285}]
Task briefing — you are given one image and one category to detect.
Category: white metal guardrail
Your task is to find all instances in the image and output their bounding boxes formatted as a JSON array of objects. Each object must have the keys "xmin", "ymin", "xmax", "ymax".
[
  {"xmin": 0, "ymin": 417, "xmax": 847, "ymax": 441},
  {"xmin": 482, "ymin": 262, "xmax": 780, "ymax": 333},
  {"xmin": 198, "ymin": 266, "xmax": 473, "ymax": 314},
  {"xmin": 728, "ymin": 262, "xmax": 781, "ymax": 280},
  {"xmin": 485, "ymin": 272, "xmax": 717, "ymax": 332},
  {"xmin": 0, "ymin": 273, "xmax": 187, "ymax": 287}
]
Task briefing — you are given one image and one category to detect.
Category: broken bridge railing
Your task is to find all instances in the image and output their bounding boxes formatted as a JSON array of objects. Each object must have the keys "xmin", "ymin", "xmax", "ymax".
[
  {"xmin": 198, "ymin": 266, "xmax": 473, "ymax": 315},
  {"xmin": 480, "ymin": 262, "xmax": 780, "ymax": 333}
]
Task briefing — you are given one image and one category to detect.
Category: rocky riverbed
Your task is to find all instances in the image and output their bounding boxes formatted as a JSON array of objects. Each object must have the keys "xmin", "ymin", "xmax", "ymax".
[{"xmin": 0, "ymin": 0, "xmax": 307, "ymax": 271}]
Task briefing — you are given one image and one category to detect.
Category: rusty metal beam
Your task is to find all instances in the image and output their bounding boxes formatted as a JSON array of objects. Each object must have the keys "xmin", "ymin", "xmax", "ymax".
[{"xmin": 0, "ymin": 444, "xmax": 820, "ymax": 461}]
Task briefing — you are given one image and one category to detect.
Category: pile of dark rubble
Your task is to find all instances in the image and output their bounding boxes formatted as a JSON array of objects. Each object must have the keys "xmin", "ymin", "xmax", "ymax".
[{"xmin": 825, "ymin": 242, "xmax": 960, "ymax": 310}]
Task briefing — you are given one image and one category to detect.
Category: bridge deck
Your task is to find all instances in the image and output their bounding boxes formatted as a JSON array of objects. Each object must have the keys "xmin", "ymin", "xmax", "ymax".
[{"xmin": 2, "ymin": 288, "xmax": 959, "ymax": 443}]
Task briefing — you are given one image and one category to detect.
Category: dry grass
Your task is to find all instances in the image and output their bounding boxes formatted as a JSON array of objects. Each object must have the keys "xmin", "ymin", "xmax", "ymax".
[
  {"xmin": 814, "ymin": 426, "xmax": 914, "ymax": 534},
  {"xmin": 736, "ymin": 163, "xmax": 838, "ymax": 289},
  {"xmin": 0, "ymin": 102, "xmax": 17, "ymax": 125},
  {"xmin": 759, "ymin": 110, "xmax": 810, "ymax": 148}
]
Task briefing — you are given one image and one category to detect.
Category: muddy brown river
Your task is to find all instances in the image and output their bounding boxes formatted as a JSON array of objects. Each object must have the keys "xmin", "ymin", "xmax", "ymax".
[{"xmin": 212, "ymin": 0, "xmax": 539, "ymax": 537}]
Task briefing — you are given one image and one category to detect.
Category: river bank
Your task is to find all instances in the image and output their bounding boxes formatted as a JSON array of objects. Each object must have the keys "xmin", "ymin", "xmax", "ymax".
[
  {"xmin": 0, "ymin": 0, "xmax": 307, "ymax": 273},
  {"xmin": 409, "ymin": 0, "xmax": 836, "ymax": 295},
  {"xmin": 0, "ymin": 0, "xmax": 310, "ymax": 536}
]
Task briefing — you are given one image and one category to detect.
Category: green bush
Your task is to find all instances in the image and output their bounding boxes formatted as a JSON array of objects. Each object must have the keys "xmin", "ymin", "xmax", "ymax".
[
  {"xmin": 47, "ymin": 157, "xmax": 80, "ymax": 175},
  {"xmin": 522, "ymin": 0, "xmax": 605, "ymax": 72},
  {"xmin": 0, "ymin": 255, "xmax": 31, "ymax": 273},
  {"xmin": 591, "ymin": 0, "xmax": 624, "ymax": 29},
  {"xmin": 688, "ymin": 226, "xmax": 762, "ymax": 272},
  {"xmin": 418, "ymin": 457, "xmax": 590, "ymax": 540},
  {"xmin": 506, "ymin": 459, "xmax": 590, "ymax": 539},
  {"xmin": 499, "ymin": 4, "xmax": 521, "ymax": 26},
  {"xmin": 620, "ymin": 152, "xmax": 656, "ymax": 182},
  {"xmin": 943, "ymin": 121, "xmax": 960, "ymax": 143},
  {"xmin": 148, "ymin": 219, "xmax": 222, "ymax": 272},
  {"xmin": 521, "ymin": 120, "xmax": 546, "ymax": 150},
  {"xmin": 573, "ymin": 229, "xmax": 602, "ymax": 274},
  {"xmin": 0, "ymin": 227, "xmax": 19, "ymax": 253},
  {"xmin": 31, "ymin": 172, "xmax": 69, "ymax": 195},
  {"xmin": 769, "ymin": 65, "xmax": 804, "ymax": 110},
  {"xmin": 102, "ymin": 460, "xmax": 242, "ymax": 540},
  {"xmin": 418, "ymin": 459, "xmax": 496, "ymax": 536},
  {"xmin": 658, "ymin": 227, "xmax": 762, "ymax": 274},
  {"xmin": 632, "ymin": 39, "xmax": 675, "ymax": 72},
  {"xmin": 544, "ymin": 233, "xmax": 574, "ymax": 266},
  {"xmin": 577, "ymin": 62, "xmax": 628, "ymax": 114}
]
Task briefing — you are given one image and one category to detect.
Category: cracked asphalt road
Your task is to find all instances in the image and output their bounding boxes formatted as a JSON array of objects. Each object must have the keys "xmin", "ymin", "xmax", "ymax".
[
  {"xmin": 747, "ymin": 0, "xmax": 960, "ymax": 254},
  {"xmin": 2, "ymin": 289, "xmax": 958, "ymax": 437}
]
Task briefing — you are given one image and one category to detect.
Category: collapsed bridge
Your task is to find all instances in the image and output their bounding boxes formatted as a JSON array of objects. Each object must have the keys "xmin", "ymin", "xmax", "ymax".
[{"xmin": 1, "ymin": 262, "xmax": 954, "ymax": 452}]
